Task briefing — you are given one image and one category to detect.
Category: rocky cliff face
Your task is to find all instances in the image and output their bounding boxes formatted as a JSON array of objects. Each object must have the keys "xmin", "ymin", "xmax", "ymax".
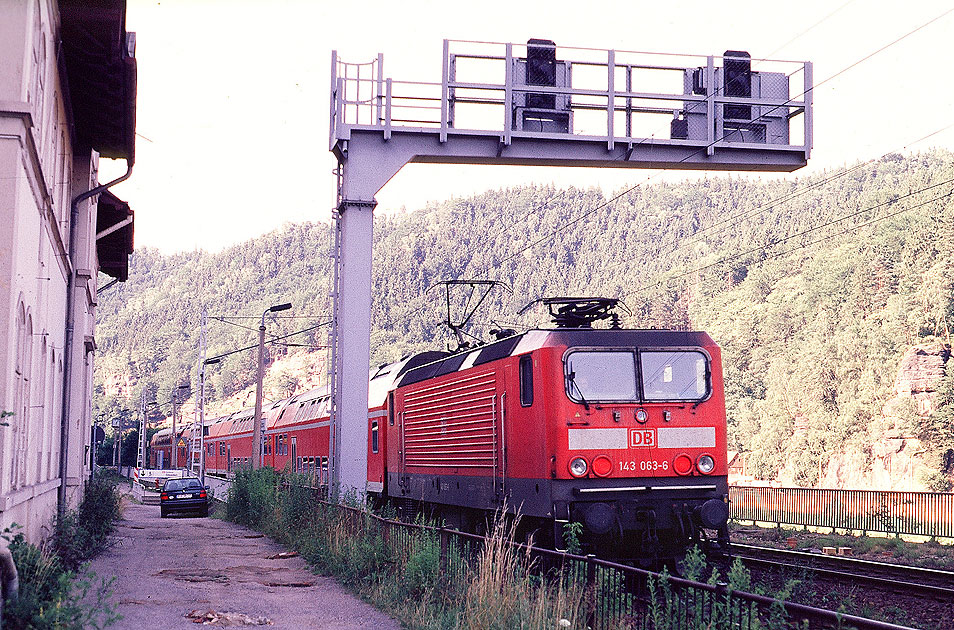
[
  {"xmin": 204, "ymin": 350, "xmax": 327, "ymax": 419},
  {"xmin": 821, "ymin": 343, "xmax": 951, "ymax": 490},
  {"xmin": 893, "ymin": 343, "xmax": 951, "ymax": 414}
]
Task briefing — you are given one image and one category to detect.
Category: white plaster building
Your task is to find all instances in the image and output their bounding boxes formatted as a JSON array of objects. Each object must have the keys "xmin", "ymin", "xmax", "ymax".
[{"xmin": 0, "ymin": 0, "xmax": 136, "ymax": 541}]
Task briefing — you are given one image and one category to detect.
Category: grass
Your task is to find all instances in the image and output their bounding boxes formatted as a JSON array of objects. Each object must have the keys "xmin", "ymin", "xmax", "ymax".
[
  {"xmin": 224, "ymin": 470, "xmax": 839, "ymax": 630},
  {"xmin": 224, "ymin": 469, "xmax": 583, "ymax": 629},
  {"xmin": 2, "ymin": 472, "xmax": 122, "ymax": 630}
]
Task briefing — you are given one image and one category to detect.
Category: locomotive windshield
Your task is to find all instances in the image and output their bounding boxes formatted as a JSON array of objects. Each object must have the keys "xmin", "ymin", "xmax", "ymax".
[
  {"xmin": 565, "ymin": 351, "xmax": 638, "ymax": 402},
  {"xmin": 564, "ymin": 349, "xmax": 710, "ymax": 403},
  {"xmin": 640, "ymin": 351, "xmax": 709, "ymax": 401}
]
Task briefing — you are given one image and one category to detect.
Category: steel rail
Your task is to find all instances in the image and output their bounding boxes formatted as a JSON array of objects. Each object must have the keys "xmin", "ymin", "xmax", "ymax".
[{"xmin": 731, "ymin": 543, "xmax": 954, "ymax": 600}]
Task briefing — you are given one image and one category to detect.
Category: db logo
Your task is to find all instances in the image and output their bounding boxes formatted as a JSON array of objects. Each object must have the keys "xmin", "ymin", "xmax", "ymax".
[{"xmin": 629, "ymin": 429, "xmax": 656, "ymax": 448}]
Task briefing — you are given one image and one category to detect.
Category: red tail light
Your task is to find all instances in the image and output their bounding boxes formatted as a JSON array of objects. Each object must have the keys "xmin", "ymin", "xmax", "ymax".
[
  {"xmin": 199, "ymin": 491, "xmax": 207, "ymax": 499},
  {"xmin": 673, "ymin": 454, "xmax": 693, "ymax": 476},
  {"xmin": 592, "ymin": 455, "xmax": 613, "ymax": 477},
  {"xmin": 161, "ymin": 493, "xmax": 169, "ymax": 500}
]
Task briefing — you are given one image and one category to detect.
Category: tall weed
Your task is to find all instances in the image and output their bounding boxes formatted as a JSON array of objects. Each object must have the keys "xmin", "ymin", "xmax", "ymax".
[
  {"xmin": 4, "ymin": 535, "xmax": 118, "ymax": 630},
  {"xmin": 51, "ymin": 474, "xmax": 121, "ymax": 571},
  {"xmin": 223, "ymin": 471, "xmax": 585, "ymax": 630},
  {"xmin": 4, "ymin": 473, "xmax": 122, "ymax": 629},
  {"xmin": 225, "ymin": 467, "xmax": 278, "ymax": 528}
]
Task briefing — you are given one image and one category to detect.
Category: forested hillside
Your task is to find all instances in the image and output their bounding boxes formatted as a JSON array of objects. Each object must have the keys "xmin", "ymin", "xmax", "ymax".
[{"xmin": 95, "ymin": 149, "xmax": 954, "ymax": 488}]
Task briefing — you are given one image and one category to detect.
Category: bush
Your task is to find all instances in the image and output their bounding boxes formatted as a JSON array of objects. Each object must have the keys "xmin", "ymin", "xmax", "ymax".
[
  {"xmin": 402, "ymin": 532, "xmax": 441, "ymax": 599},
  {"xmin": 225, "ymin": 467, "xmax": 278, "ymax": 528},
  {"xmin": 52, "ymin": 475, "xmax": 122, "ymax": 571},
  {"xmin": 3, "ymin": 473, "xmax": 122, "ymax": 629},
  {"xmin": 3, "ymin": 534, "xmax": 118, "ymax": 630}
]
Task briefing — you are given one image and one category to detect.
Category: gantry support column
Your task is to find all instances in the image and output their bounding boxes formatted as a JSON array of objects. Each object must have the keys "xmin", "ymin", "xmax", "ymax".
[
  {"xmin": 329, "ymin": 135, "xmax": 412, "ymax": 502},
  {"xmin": 330, "ymin": 197, "xmax": 376, "ymax": 498}
]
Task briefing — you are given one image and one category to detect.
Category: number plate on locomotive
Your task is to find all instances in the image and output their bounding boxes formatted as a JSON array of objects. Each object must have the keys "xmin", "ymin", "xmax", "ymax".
[{"xmin": 629, "ymin": 429, "xmax": 656, "ymax": 447}]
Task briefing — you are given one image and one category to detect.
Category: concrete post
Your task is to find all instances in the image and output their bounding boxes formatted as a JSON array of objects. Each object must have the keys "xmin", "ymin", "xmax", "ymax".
[
  {"xmin": 171, "ymin": 395, "xmax": 177, "ymax": 469},
  {"xmin": 252, "ymin": 322, "xmax": 266, "ymax": 470},
  {"xmin": 331, "ymin": 199, "xmax": 375, "ymax": 499},
  {"xmin": 115, "ymin": 414, "xmax": 123, "ymax": 474}
]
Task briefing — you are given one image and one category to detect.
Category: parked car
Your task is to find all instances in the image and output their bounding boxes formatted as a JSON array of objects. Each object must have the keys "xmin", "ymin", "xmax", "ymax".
[{"xmin": 160, "ymin": 477, "xmax": 209, "ymax": 517}]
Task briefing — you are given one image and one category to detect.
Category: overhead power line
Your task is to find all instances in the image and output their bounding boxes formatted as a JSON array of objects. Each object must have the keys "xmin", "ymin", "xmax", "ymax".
[
  {"xmin": 209, "ymin": 316, "xmax": 260, "ymax": 334},
  {"xmin": 211, "ymin": 315, "xmax": 327, "ymax": 319},
  {"xmin": 390, "ymin": 8, "xmax": 953, "ymax": 345},
  {"xmin": 762, "ymin": 0, "xmax": 857, "ymax": 59},
  {"xmin": 204, "ymin": 321, "xmax": 332, "ymax": 364},
  {"xmin": 681, "ymin": 122, "xmax": 954, "ymax": 248},
  {"xmin": 635, "ymin": 178, "xmax": 954, "ymax": 294}
]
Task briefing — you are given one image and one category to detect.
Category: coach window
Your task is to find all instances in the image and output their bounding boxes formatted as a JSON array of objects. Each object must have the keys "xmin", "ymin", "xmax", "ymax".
[
  {"xmin": 371, "ymin": 420, "xmax": 379, "ymax": 453},
  {"xmin": 565, "ymin": 350, "xmax": 638, "ymax": 402},
  {"xmin": 640, "ymin": 350, "xmax": 710, "ymax": 401},
  {"xmin": 519, "ymin": 354, "xmax": 533, "ymax": 407}
]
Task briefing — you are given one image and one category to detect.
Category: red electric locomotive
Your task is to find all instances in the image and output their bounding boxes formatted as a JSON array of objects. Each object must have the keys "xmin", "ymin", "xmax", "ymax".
[{"xmin": 151, "ymin": 298, "xmax": 729, "ymax": 559}]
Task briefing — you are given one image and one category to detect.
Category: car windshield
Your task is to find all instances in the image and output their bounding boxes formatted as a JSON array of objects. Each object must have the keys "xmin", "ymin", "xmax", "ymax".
[
  {"xmin": 640, "ymin": 351, "xmax": 709, "ymax": 401},
  {"xmin": 164, "ymin": 479, "xmax": 202, "ymax": 492},
  {"xmin": 565, "ymin": 351, "xmax": 638, "ymax": 402}
]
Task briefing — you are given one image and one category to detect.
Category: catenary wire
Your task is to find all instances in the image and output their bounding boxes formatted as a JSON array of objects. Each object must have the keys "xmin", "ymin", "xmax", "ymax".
[
  {"xmin": 762, "ymin": 0, "xmax": 857, "ymax": 60},
  {"xmin": 679, "ymin": 122, "xmax": 954, "ymax": 247},
  {"xmin": 633, "ymin": 179, "xmax": 954, "ymax": 294}
]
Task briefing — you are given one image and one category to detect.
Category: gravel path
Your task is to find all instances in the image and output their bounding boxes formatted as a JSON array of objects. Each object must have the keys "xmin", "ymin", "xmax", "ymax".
[{"xmin": 88, "ymin": 498, "xmax": 401, "ymax": 630}]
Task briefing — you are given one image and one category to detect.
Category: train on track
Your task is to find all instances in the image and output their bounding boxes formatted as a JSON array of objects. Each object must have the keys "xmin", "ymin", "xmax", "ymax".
[{"xmin": 151, "ymin": 298, "xmax": 730, "ymax": 560}]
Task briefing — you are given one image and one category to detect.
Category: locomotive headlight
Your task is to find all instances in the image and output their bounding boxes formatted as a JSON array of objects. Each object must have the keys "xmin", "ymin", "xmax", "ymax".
[
  {"xmin": 569, "ymin": 457, "xmax": 588, "ymax": 477},
  {"xmin": 696, "ymin": 454, "xmax": 716, "ymax": 475},
  {"xmin": 635, "ymin": 409, "xmax": 648, "ymax": 424}
]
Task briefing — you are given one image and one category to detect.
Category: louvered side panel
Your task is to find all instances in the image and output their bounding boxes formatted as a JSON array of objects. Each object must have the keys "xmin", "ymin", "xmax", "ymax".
[{"xmin": 403, "ymin": 371, "xmax": 497, "ymax": 469}]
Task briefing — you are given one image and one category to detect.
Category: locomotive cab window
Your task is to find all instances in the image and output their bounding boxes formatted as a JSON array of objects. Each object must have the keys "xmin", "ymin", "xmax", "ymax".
[
  {"xmin": 640, "ymin": 351, "xmax": 710, "ymax": 401},
  {"xmin": 565, "ymin": 351, "xmax": 638, "ymax": 402},
  {"xmin": 519, "ymin": 354, "xmax": 533, "ymax": 407},
  {"xmin": 371, "ymin": 420, "xmax": 379, "ymax": 453}
]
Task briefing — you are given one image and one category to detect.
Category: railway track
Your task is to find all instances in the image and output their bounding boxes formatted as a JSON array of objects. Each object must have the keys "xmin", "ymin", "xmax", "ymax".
[
  {"xmin": 186, "ymin": 476, "xmax": 941, "ymax": 628},
  {"xmin": 730, "ymin": 542, "xmax": 954, "ymax": 601},
  {"xmin": 201, "ymin": 474, "xmax": 954, "ymax": 602}
]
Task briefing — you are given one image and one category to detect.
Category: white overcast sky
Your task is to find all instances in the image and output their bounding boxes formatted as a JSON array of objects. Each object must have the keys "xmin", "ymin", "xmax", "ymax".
[{"xmin": 101, "ymin": 0, "xmax": 954, "ymax": 254}]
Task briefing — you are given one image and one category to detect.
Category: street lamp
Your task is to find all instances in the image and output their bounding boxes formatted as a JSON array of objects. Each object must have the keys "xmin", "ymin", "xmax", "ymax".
[{"xmin": 252, "ymin": 302, "xmax": 291, "ymax": 469}]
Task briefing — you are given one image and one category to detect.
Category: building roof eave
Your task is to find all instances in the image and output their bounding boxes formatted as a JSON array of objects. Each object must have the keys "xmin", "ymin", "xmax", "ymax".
[{"xmin": 59, "ymin": 0, "xmax": 137, "ymax": 162}]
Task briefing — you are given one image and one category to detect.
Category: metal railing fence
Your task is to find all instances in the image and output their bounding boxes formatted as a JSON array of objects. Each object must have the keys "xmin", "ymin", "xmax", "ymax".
[
  {"xmin": 730, "ymin": 486, "xmax": 954, "ymax": 538},
  {"xmin": 330, "ymin": 40, "xmax": 812, "ymax": 156},
  {"xmin": 247, "ymin": 477, "xmax": 912, "ymax": 630}
]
